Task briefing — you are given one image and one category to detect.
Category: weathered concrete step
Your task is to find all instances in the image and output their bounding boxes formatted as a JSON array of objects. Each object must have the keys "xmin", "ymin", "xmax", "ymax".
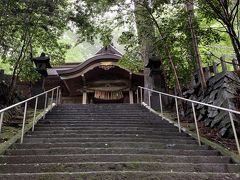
[
  {"xmin": 28, "ymin": 130, "xmax": 188, "ymax": 137},
  {"xmin": 0, "ymin": 171, "xmax": 239, "ymax": 180},
  {"xmin": 12, "ymin": 142, "xmax": 210, "ymax": 150},
  {"xmin": 0, "ymin": 154, "xmax": 231, "ymax": 164},
  {"xmin": 0, "ymin": 162, "xmax": 239, "ymax": 174},
  {"xmin": 5, "ymin": 148, "xmax": 218, "ymax": 156},
  {"xmin": 21, "ymin": 137, "xmax": 198, "ymax": 144},
  {"xmin": 33, "ymin": 126, "xmax": 182, "ymax": 132},
  {"xmin": 2, "ymin": 171, "xmax": 239, "ymax": 180},
  {"xmin": 24, "ymin": 134, "xmax": 192, "ymax": 140}
]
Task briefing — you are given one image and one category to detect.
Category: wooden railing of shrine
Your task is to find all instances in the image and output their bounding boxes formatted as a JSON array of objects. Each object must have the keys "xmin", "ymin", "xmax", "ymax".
[{"xmin": 192, "ymin": 57, "xmax": 240, "ymax": 86}]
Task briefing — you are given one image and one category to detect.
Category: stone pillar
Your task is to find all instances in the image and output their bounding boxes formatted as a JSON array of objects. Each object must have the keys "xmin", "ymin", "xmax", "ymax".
[
  {"xmin": 82, "ymin": 92, "xmax": 87, "ymax": 104},
  {"xmin": 220, "ymin": 57, "xmax": 227, "ymax": 73},
  {"xmin": 31, "ymin": 76, "xmax": 46, "ymax": 108},
  {"xmin": 129, "ymin": 90, "xmax": 134, "ymax": 104}
]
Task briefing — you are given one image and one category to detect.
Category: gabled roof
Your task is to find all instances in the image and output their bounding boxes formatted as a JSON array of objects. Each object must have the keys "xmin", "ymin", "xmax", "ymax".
[
  {"xmin": 96, "ymin": 45, "xmax": 122, "ymax": 56},
  {"xmin": 56, "ymin": 45, "xmax": 122, "ymax": 77}
]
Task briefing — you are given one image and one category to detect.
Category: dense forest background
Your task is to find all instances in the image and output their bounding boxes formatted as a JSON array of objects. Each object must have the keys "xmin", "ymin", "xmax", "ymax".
[{"xmin": 1, "ymin": 0, "xmax": 240, "ymax": 98}]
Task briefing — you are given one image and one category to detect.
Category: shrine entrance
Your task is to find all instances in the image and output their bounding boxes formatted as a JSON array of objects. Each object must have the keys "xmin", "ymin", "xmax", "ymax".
[{"xmin": 44, "ymin": 45, "xmax": 144, "ymax": 104}]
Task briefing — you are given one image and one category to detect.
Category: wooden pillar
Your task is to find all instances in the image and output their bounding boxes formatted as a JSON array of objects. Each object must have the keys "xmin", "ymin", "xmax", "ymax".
[
  {"xmin": 129, "ymin": 90, "xmax": 134, "ymax": 104},
  {"xmin": 82, "ymin": 92, "xmax": 87, "ymax": 104},
  {"xmin": 204, "ymin": 66, "xmax": 211, "ymax": 80},
  {"xmin": 191, "ymin": 75, "xmax": 196, "ymax": 86},
  {"xmin": 232, "ymin": 59, "xmax": 239, "ymax": 71},
  {"xmin": 221, "ymin": 57, "xmax": 227, "ymax": 73},
  {"xmin": 213, "ymin": 62, "xmax": 218, "ymax": 75}
]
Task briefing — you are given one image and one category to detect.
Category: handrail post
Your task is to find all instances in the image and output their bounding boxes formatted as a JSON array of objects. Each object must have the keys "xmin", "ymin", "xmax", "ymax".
[
  {"xmin": 140, "ymin": 88, "xmax": 143, "ymax": 104},
  {"xmin": 0, "ymin": 112, "xmax": 4, "ymax": 133},
  {"xmin": 56, "ymin": 87, "xmax": 59, "ymax": 105},
  {"xmin": 148, "ymin": 90, "xmax": 151, "ymax": 108},
  {"xmin": 32, "ymin": 97, "xmax": 38, "ymax": 132},
  {"xmin": 228, "ymin": 112, "xmax": 240, "ymax": 155},
  {"xmin": 21, "ymin": 102, "xmax": 28, "ymax": 144},
  {"xmin": 136, "ymin": 88, "xmax": 139, "ymax": 104},
  {"xmin": 50, "ymin": 89, "xmax": 54, "ymax": 111},
  {"xmin": 43, "ymin": 92, "xmax": 48, "ymax": 119},
  {"xmin": 175, "ymin": 98, "xmax": 181, "ymax": 132},
  {"xmin": 192, "ymin": 102, "xmax": 201, "ymax": 145},
  {"xmin": 159, "ymin": 93, "xmax": 163, "ymax": 115},
  {"xmin": 58, "ymin": 89, "xmax": 61, "ymax": 104}
]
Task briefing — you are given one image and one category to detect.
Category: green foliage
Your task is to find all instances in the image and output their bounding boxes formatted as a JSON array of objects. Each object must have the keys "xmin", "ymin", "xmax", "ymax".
[{"xmin": 0, "ymin": 0, "xmax": 70, "ymax": 82}]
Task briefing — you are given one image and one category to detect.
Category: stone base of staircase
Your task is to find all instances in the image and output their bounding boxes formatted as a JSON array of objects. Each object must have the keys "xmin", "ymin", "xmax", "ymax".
[{"xmin": 0, "ymin": 104, "xmax": 239, "ymax": 179}]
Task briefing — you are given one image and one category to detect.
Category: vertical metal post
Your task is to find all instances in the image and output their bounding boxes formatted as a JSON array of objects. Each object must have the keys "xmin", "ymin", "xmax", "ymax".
[
  {"xmin": 21, "ymin": 102, "xmax": 28, "ymax": 144},
  {"xmin": 50, "ymin": 89, "xmax": 54, "ymax": 110},
  {"xmin": 43, "ymin": 93, "xmax": 48, "ymax": 119},
  {"xmin": 58, "ymin": 89, "xmax": 61, "ymax": 104},
  {"xmin": 136, "ymin": 88, "xmax": 139, "ymax": 104},
  {"xmin": 159, "ymin": 93, "xmax": 163, "ymax": 115},
  {"xmin": 175, "ymin": 98, "xmax": 181, "ymax": 132},
  {"xmin": 148, "ymin": 90, "xmax": 151, "ymax": 108},
  {"xmin": 228, "ymin": 112, "xmax": 240, "ymax": 155},
  {"xmin": 140, "ymin": 88, "xmax": 143, "ymax": 104},
  {"xmin": 0, "ymin": 112, "xmax": 4, "ymax": 133},
  {"xmin": 192, "ymin": 102, "xmax": 201, "ymax": 145},
  {"xmin": 32, "ymin": 97, "xmax": 38, "ymax": 132},
  {"xmin": 56, "ymin": 87, "xmax": 59, "ymax": 105}
]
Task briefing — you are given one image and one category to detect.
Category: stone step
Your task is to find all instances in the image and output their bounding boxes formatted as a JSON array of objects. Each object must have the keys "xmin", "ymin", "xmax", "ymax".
[
  {"xmin": 5, "ymin": 148, "xmax": 218, "ymax": 156},
  {"xmin": 0, "ymin": 162, "xmax": 239, "ymax": 174},
  {"xmin": 21, "ymin": 137, "xmax": 198, "ymax": 144},
  {"xmin": 34, "ymin": 124, "xmax": 176, "ymax": 128},
  {"xmin": 44, "ymin": 116, "xmax": 161, "ymax": 120},
  {"xmin": 37, "ymin": 121, "xmax": 170, "ymax": 125},
  {"xmin": 24, "ymin": 134, "xmax": 192, "ymax": 140},
  {"xmin": 48, "ymin": 112, "xmax": 152, "ymax": 115},
  {"xmin": 40, "ymin": 117, "xmax": 165, "ymax": 121},
  {"xmin": 2, "ymin": 171, "xmax": 239, "ymax": 180},
  {"xmin": 12, "ymin": 142, "xmax": 210, "ymax": 150},
  {"xmin": 0, "ymin": 154, "xmax": 231, "ymax": 164},
  {"xmin": 33, "ymin": 126, "xmax": 182, "ymax": 132},
  {"xmin": 28, "ymin": 130, "xmax": 188, "ymax": 136}
]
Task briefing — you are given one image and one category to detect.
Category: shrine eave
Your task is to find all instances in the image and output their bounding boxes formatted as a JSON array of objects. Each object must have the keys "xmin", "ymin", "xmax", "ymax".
[{"xmin": 57, "ymin": 54, "xmax": 121, "ymax": 76}]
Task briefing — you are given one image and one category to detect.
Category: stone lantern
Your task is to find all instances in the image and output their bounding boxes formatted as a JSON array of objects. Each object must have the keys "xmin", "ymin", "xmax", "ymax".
[
  {"xmin": 32, "ymin": 53, "xmax": 51, "ymax": 107},
  {"xmin": 33, "ymin": 52, "xmax": 51, "ymax": 77},
  {"xmin": 146, "ymin": 54, "xmax": 168, "ymax": 108},
  {"xmin": 145, "ymin": 54, "xmax": 161, "ymax": 76}
]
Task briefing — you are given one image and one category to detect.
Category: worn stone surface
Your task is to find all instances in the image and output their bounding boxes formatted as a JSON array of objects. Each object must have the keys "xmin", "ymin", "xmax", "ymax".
[{"xmin": 183, "ymin": 72, "xmax": 240, "ymax": 138}]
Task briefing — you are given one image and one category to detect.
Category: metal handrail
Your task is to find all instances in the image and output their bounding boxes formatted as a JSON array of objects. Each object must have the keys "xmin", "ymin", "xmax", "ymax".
[
  {"xmin": 0, "ymin": 86, "xmax": 61, "ymax": 143},
  {"xmin": 137, "ymin": 86, "xmax": 240, "ymax": 155}
]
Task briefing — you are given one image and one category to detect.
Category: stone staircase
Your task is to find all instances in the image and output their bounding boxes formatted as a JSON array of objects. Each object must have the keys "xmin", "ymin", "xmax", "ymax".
[{"xmin": 0, "ymin": 104, "xmax": 239, "ymax": 180}]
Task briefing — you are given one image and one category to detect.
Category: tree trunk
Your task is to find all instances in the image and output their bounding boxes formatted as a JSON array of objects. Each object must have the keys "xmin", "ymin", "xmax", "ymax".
[
  {"xmin": 186, "ymin": 1, "xmax": 206, "ymax": 89},
  {"xmin": 164, "ymin": 46, "xmax": 183, "ymax": 97},
  {"xmin": 134, "ymin": 0, "xmax": 155, "ymax": 103},
  {"xmin": 227, "ymin": 26, "xmax": 240, "ymax": 64}
]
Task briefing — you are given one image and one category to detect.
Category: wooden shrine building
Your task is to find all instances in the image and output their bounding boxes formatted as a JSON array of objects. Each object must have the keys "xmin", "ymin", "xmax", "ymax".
[{"xmin": 44, "ymin": 45, "xmax": 144, "ymax": 104}]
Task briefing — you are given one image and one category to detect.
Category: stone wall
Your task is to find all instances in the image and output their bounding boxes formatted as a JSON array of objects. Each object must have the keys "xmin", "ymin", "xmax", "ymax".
[{"xmin": 183, "ymin": 72, "xmax": 240, "ymax": 138}]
